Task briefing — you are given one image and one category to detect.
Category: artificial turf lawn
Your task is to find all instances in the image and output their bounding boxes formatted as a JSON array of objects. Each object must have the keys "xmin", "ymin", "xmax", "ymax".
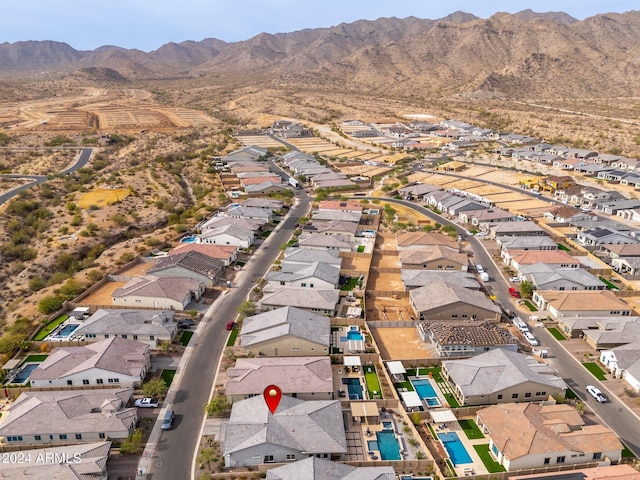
[
  {"xmin": 583, "ymin": 362, "xmax": 607, "ymax": 380},
  {"xmin": 547, "ymin": 327, "xmax": 566, "ymax": 340},
  {"xmin": 33, "ymin": 315, "xmax": 69, "ymax": 341},
  {"xmin": 458, "ymin": 419, "xmax": 484, "ymax": 440},
  {"xmin": 473, "ymin": 444, "xmax": 506, "ymax": 473}
]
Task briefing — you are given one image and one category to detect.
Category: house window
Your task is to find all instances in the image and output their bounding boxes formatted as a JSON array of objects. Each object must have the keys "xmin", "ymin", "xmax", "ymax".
[
  {"xmin": 60, "ymin": 434, "xmax": 68, "ymax": 440},
  {"xmin": 291, "ymin": 348, "xmax": 300, "ymax": 352},
  {"xmin": 7, "ymin": 436, "xmax": 23, "ymax": 442},
  {"xmin": 108, "ymin": 378, "xmax": 120, "ymax": 384},
  {"xmin": 309, "ymin": 283, "xmax": 314, "ymax": 288},
  {"xmin": 67, "ymin": 380, "xmax": 73, "ymax": 386},
  {"xmin": 286, "ymin": 454, "xmax": 296, "ymax": 460},
  {"xmin": 593, "ymin": 452, "xmax": 602, "ymax": 460},
  {"xmin": 301, "ymin": 283, "xmax": 307, "ymax": 287},
  {"xmin": 96, "ymin": 379, "xmax": 104, "ymax": 384},
  {"xmin": 149, "ymin": 336, "xmax": 155, "ymax": 340},
  {"xmin": 264, "ymin": 455, "xmax": 274, "ymax": 463},
  {"xmin": 82, "ymin": 379, "xmax": 89, "ymax": 385},
  {"xmin": 280, "ymin": 281, "xmax": 285, "ymax": 286},
  {"xmin": 104, "ymin": 334, "xmax": 109, "ymax": 338},
  {"xmin": 75, "ymin": 434, "xmax": 82, "ymax": 440},
  {"xmin": 472, "ymin": 314, "xmax": 477, "ymax": 319},
  {"xmin": 121, "ymin": 334, "xmax": 127, "ymax": 339},
  {"xmin": 525, "ymin": 392, "xmax": 531, "ymax": 398},
  {"xmin": 544, "ymin": 458, "xmax": 550, "ymax": 465},
  {"xmin": 133, "ymin": 335, "xmax": 138, "ymax": 340},
  {"xmin": 437, "ymin": 265, "xmax": 443, "ymax": 269},
  {"xmin": 99, "ymin": 433, "xmax": 106, "ymax": 439},
  {"xmin": 497, "ymin": 395, "xmax": 502, "ymax": 400},
  {"xmin": 451, "ymin": 314, "xmax": 458, "ymax": 319},
  {"xmin": 512, "ymin": 393, "xmax": 518, "ymax": 399},
  {"xmin": 556, "ymin": 456, "xmax": 566, "ymax": 464}
]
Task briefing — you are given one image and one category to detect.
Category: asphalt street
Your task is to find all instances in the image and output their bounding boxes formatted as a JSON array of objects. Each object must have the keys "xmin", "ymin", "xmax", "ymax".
[{"xmin": 147, "ymin": 185, "xmax": 310, "ymax": 480}]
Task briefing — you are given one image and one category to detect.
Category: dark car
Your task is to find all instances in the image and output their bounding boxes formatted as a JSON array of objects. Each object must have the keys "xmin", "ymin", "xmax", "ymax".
[
  {"xmin": 178, "ymin": 319, "xmax": 194, "ymax": 329},
  {"xmin": 226, "ymin": 321, "xmax": 236, "ymax": 331}
]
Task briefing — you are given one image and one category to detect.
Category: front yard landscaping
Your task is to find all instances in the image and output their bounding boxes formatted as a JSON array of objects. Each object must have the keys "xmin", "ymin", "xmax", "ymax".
[
  {"xmin": 523, "ymin": 300, "xmax": 538, "ymax": 312},
  {"xmin": 599, "ymin": 277, "xmax": 619, "ymax": 290},
  {"xmin": 161, "ymin": 369, "xmax": 176, "ymax": 387},
  {"xmin": 547, "ymin": 327, "xmax": 566, "ymax": 341},
  {"xmin": 582, "ymin": 362, "xmax": 607, "ymax": 380},
  {"xmin": 226, "ymin": 328, "xmax": 239, "ymax": 347},
  {"xmin": 180, "ymin": 330, "xmax": 194, "ymax": 346}
]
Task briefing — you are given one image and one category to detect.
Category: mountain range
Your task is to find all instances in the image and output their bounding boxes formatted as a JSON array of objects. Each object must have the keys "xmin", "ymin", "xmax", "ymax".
[{"xmin": 2, "ymin": 9, "xmax": 640, "ymax": 98}]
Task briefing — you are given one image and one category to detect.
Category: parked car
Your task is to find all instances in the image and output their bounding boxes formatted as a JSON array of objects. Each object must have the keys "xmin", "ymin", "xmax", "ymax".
[
  {"xmin": 508, "ymin": 287, "xmax": 521, "ymax": 298},
  {"xmin": 135, "ymin": 398, "xmax": 159, "ymax": 408},
  {"xmin": 226, "ymin": 321, "xmax": 236, "ymax": 331},
  {"xmin": 161, "ymin": 409, "xmax": 175, "ymax": 430},
  {"xmin": 512, "ymin": 317, "xmax": 529, "ymax": 332},
  {"xmin": 523, "ymin": 331, "xmax": 539, "ymax": 346},
  {"xmin": 177, "ymin": 319, "xmax": 194, "ymax": 329},
  {"xmin": 586, "ymin": 385, "xmax": 607, "ymax": 403},
  {"xmin": 509, "ymin": 276, "xmax": 521, "ymax": 283}
]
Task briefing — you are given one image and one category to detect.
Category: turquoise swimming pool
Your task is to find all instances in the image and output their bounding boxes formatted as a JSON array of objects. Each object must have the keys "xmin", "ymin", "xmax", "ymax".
[
  {"xmin": 13, "ymin": 363, "xmax": 38, "ymax": 384},
  {"xmin": 412, "ymin": 378, "xmax": 441, "ymax": 407},
  {"xmin": 438, "ymin": 431, "xmax": 472, "ymax": 465},
  {"xmin": 342, "ymin": 377, "xmax": 363, "ymax": 400},
  {"xmin": 376, "ymin": 430, "xmax": 401, "ymax": 460}
]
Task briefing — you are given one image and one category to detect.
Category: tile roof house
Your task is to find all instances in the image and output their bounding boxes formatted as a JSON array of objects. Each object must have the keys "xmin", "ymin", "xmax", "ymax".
[
  {"xmin": 221, "ymin": 395, "xmax": 347, "ymax": 467},
  {"xmin": 398, "ymin": 183, "xmax": 442, "ymax": 200},
  {"xmin": 201, "ymin": 215, "xmax": 265, "ymax": 232},
  {"xmin": 239, "ymin": 306, "xmax": 330, "ymax": 357},
  {"xmin": 199, "ymin": 223, "xmax": 256, "ymax": 248},
  {"xmin": 581, "ymin": 318, "xmax": 640, "ymax": 350},
  {"xmin": 265, "ymin": 457, "xmax": 395, "ymax": 480},
  {"xmin": 602, "ymin": 244, "xmax": 640, "ymax": 258},
  {"xmin": 400, "ymin": 270, "xmax": 480, "ymax": 290},
  {"xmin": 29, "ymin": 337, "xmax": 150, "ymax": 389},
  {"xmin": 0, "ymin": 441, "xmax": 111, "ymax": 480},
  {"xmin": 318, "ymin": 200, "xmax": 363, "ymax": 212},
  {"xmin": 111, "ymin": 275, "xmax": 205, "ymax": 310},
  {"xmin": 311, "ymin": 210, "xmax": 362, "ymax": 223},
  {"xmin": 576, "ymin": 227, "xmax": 640, "ymax": 249},
  {"xmin": 399, "ymin": 245, "xmax": 468, "ymax": 271},
  {"xmin": 259, "ymin": 287, "xmax": 339, "ymax": 316},
  {"xmin": 244, "ymin": 180, "xmax": 290, "ymax": 195},
  {"xmin": 304, "ymin": 220, "xmax": 358, "ymax": 242},
  {"xmin": 505, "ymin": 250, "xmax": 580, "ymax": 271},
  {"xmin": 518, "ymin": 264, "xmax": 605, "ymax": 291},
  {"xmin": 169, "ymin": 243, "xmax": 237, "ymax": 267},
  {"xmin": 283, "ymin": 247, "xmax": 342, "ymax": 267},
  {"xmin": 225, "ymin": 356, "xmax": 333, "ymax": 402},
  {"xmin": 460, "ymin": 207, "xmax": 519, "ymax": 226},
  {"xmin": 241, "ymin": 198, "xmax": 283, "ymax": 210},
  {"xmin": 600, "ymin": 342, "xmax": 640, "ymax": 393},
  {"xmin": 297, "ymin": 232, "xmax": 353, "ymax": 252},
  {"xmin": 73, "ymin": 309, "xmax": 177, "ymax": 349},
  {"xmin": 266, "ymin": 261, "xmax": 340, "ymax": 289},
  {"xmin": 418, "ymin": 319, "xmax": 517, "ymax": 358},
  {"xmin": 510, "ymin": 464, "xmax": 640, "ymax": 480},
  {"xmin": 0, "ymin": 388, "xmax": 136, "ymax": 446},
  {"xmin": 410, "ymin": 282, "xmax": 501, "ymax": 321},
  {"xmin": 475, "ymin": 403, "xmax": 623, "ymax": 470},
  {"xmin": 395, "ymin": 232, "xmax": 458, "ymax": 250},
  {"xmin": 555, "ymin": 316, "xmax": 640, "ymax": 340},
  {"xmin": 532, "ymin": 290, "xmax": 634, "ymax": 319},
  {"xmin": 497, "ymin": 236, "xmax": 558, "ymax": 252},
  {"xmin": 148, "ymin": 250, "xmax": 225, "ymax": 287},
  {"xmin": 226, "ymin": 205, "xmax": 275, "ymax": 222},
  {"xmin": 488, "ymin": 221, "xmax": 548, "ymax": 238},
  {"xmin": 441, "ymin": 349, "xmax": 567, "ymax": 405}
]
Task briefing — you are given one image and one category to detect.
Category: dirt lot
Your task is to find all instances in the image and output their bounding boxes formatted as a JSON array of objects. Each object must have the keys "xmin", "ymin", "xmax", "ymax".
[
  {"xmin": 370, "ymin": 327, "xmax": 434, "ymax": 360},
  {"xmin": 116, "ymin": 260, "xmax": 157, "ymax": 277},
  {"xmin": 340, "ymin": 254, "xmax": 372, "ymax": 273},
  {"xmin": 375, "ymin": 232, "xmax": 398, "ymax": 250},
  {"xmin": 367, "ymin": 270, "xmax": 403, "ymax": 292},
  {"xmin": 366, "ymin": 296, "xmax": 413, "ymax": 322},
  {"xmin": 76, "ymin": 281, "xmax": 126, "ymax": 306},
  {"xmin": 371, "ymin": 252, "xmax": 400, "ymax": 269}
]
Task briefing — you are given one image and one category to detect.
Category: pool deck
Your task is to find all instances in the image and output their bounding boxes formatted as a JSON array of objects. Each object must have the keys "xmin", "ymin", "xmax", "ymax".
[{"xmin": 43, "ymin": 319, "xmax": 84, "ymax": 342}]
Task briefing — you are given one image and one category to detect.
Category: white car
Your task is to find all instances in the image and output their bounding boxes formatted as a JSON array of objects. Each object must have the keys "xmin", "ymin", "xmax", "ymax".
[
  {"xmin": 586, "ymin": 385, "xmax": 607, "ymax": 403},
  {"xmin": 509, "ymin": 277, "xmax": 521, "ymax": 283},
  {"xmin": 134, "ymin": 397, "xmax": 159, "ymax": 408},
  {"xmin": 523, "ymin": 331, "xmax": 539, "ymax": 346},
  {"xmin": 512, "ymin": 317, "xmax": 529, "ymax": 332}
]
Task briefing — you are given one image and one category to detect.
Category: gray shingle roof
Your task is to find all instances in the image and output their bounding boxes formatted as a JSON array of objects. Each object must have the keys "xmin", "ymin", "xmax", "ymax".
[
  {"xmin": 74, "ymin": 309, "xmax": 177, "ymax": 337},
  {"xmin": 266, "ymin": 457, "xmax": 395, "ymax": 480},
  {"xmin": 149, "ymin": 250, "xmax": 224, "ymax": 279},
  {"xmin": 410, "ymin": 282, "xmax": 501, "ymax": 315},
  {"xmin": 259, "ymin": 287, "xmax": 339, "ymax": 312},
  {"xmin": 112, "ymin": 275, "xmax": 202, "ymax": 302}
]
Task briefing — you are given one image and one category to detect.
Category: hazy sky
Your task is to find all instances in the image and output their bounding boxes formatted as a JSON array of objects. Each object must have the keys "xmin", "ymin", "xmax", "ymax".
[{"xmin": 1, "ymin": 1, "xmax": 636, "ymax": 52}]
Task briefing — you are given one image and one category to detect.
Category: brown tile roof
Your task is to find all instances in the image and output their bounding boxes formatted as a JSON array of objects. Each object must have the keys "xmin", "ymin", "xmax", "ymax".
[
  {"xmin": 422, "ymin": 319, "xmax": 516, "ymax": 346},
  {"xmin": 318, "ymin": 200, "xmax": 363, "ymax": 211},
  {"xmin": 477, "ymin": 403, "xmax": 622, "ymax": 460},
  {"xmin": 603, "ymin": 244, "xmax": 640, "ymax": 257},
  {"xmin": 396, "ymin": 232, "xmax": 458, "ymax": 248},
  {"xmin": 539, "ymin": 290, "xmax": 632, "ymax": 312},
  {"xmin": 169, "ymin": 243, "xmax": 237, "ymax": 260},
  {"xmin": 510, "ymin": 250, "xmax": 579, "ymax": 265},
  {"xmin": 399, "ymin": 245, "xmax": 467, "ymax": 265}
]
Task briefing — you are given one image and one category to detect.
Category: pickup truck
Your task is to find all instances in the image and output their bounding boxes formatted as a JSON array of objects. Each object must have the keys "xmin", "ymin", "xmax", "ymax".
[{"xmin": 134, "ymin": 397, "xmax": 159, "ymax": 408}]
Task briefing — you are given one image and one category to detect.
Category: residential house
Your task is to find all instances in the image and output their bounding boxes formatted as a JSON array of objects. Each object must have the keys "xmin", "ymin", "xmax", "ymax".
[
  {"xmin": 148, "ymin": 250, "xmax": 224, "ymax": 287},
  {"xmin": 399, "ymin": 245, "xmax": 467, "ymax": 271},
  {"xmin": 221, "ymin": 395, "xmax": 346, "ymax": 467},
  {"xmin": 509, "ymin": 464, "xmax": 640, "ymax": 480},
  {"xmin": 223, "ymin": 146, "xmax": 268, "ymax": 162},
  {"xmin": 259, "ymin": 287, "xmax": 339, "ymax": 316},
  {"xmin": 318, "ymin": 200, "xmax": 363, "ymax": 212},
  {"xmin": 518, "ymin": 264, "xmax": 605, "ymax": 291},
  {"xmin": 225, "ymin": 357, "xmax": 333, "ymax": 402},
  {"xmin": 460, "ymin": 208, "xmax": 519, "ymax": 226},
  {"xmin": 199, "ymin": 224, "xmax": 255, "ymax": 248},
  {"xmin": 597, "ymin": 199, "xmax": 640, "ymax": 215},
  {"xmin": 304, "ymin": 220, "xmax": 358, "ymax": 242},
  {"xmin": 576, "ymin": 227, "xmax": 640, "ymax": 249},
  {"xmin": 611, "ymin": 256, "xmax": 640, "ymax": 275},
  {"xmin": 600, "ymin": 342, "xmax": 640, "ymax": 392},
  {"xmin": 542, "ymin": 206, "xmax": 592, "ymax": 223},
  {"xmin": 111, "ymin": 275, "xmax": 204, "ymax": 310},
  {"xmin": 0, "ymin": 442, "xmax": 111, "ymax": 480},
  {"xmin": 226, "ymin": 205, "xmax": 274, "ymax": 223},
  {"xmin": 537, "ymin": 175, "xmax": 574, "ymax": 194},
  {"xmin": 266, "ymin": 261, "xmax": 340, "ymax": 290},
  {"xmin": 532, "ymin": 290, "xmax": 634, "ymax": 318},
  {"xmin": 201, "ymin": 215, "xmax": 264, "ymax": 232},
  {"xmin": 245, "ymin": 181, "xmax": 290, "ymax": 195},
  {"xmin": 0, "ymin": 388, "xmax": 136, "ymax": 446},
  {"xmin": 603, "ymin": 243, "xmax": 640, "ymax": 259},
  {"xmin": 497, "ymin": 236, "xmax": 558, "ymax": 252},
  {"xmin": 239, "ymin": 306, "xmax": 330, "ymax": 357},
  {"xmin": 242, "ymin": 198, "xmax": 283, "ymax": 210},
  {"xmin": 555, "ymin": 316, "xmax": 639, "ymax": 339},
  {"xmin": 283, "ymin": 247, "xmax": 342, "ymax": 267},
  {"xmin": 73, "ymin": 309, "xmax": 178, "ymax": 349},
  {"xmin": 169, "ymin": 244, "xmax": 237, "ymax": 267},
  {"xmin": 475, "ymin": 403, "xmax": 622, "ymax": 470},
  {"xmin": 311, "ymin": 210, "xmax": 362, "ymax": 223},
  {"xmin": 418, "ymin": 319, "xmax": 517, "ymax": 358},
  {"xmin": 488, "ymin": 221, "xmax": 547, "ymax": 238},
  {"xmin": 29, "ymin": 337, "xmax": 150, "ymax": 389},
  {"xmin": 265, "ymin": 457, "xmax": 395, "ymax": 480},
  {"xmin": 400, "ymin": 270, "xmax": 480, "ymax": 290},
  {"xmin": 505, "ymin": 250, "xmax": 580, "ymax": 271},
  {"xmin": 398, "ymin": 183, "xmax": 441, "ymax": 200},
  {"xmin": 441, "ymin": 349, "xmax": 567, "ymax": 405},
  {"xmin": 395, "ymin": 232, "xmax": 458, "ymax": 250},
  {"xmin": 409, "ymin": 282, "xmax": 501, "ymax": 321},
  {"xmin": 582, "ymin": 318, "xmax": 640, "ymax": 350},
  {"xmin": 617, "ymin": 208, "xmax": 640, "ymax": 222},
  {"xmin": 297, "ymin": 232, "xmax": 353, "ymax": 252}
]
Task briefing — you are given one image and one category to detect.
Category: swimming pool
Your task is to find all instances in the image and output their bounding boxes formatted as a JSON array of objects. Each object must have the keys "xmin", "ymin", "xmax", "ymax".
[
  {"xmin": 342, "ymin": 377, "xmax": 363, "ymax": 400},
  {"xmin": 181, "ymin": 235, "xmax": 197, "ymax": 243},
  {"xmin": 438, "ymin": 432, "xmax": 473, "ymax": 465},
  {"xmin": 376, "ymin": 430, "xmax": 401, "ymax": 460},
  {"xmin": 340, "ymin": 330, "xmax": 364, "ymax": 342},
  {"xmin": 367, "ymin": 440, "xmax": 379, "ymax": 451},
  {"xmin": 382, "ymin": 421, "xmax": 393, "ymax": 431},
  {"xmin": 57, "ymin": 324, "xmax": 79, "ymax": 338},
  {"xmin": 413, "ymin": 379, "xmax": 441, "ymax": 407},
  {"xmin": 13, "ymin": 363, "xmax": 39, "ymax": 384},
  {"xmin": 400, "ymin": 476, "xmax": 433, "ymax": 480}
]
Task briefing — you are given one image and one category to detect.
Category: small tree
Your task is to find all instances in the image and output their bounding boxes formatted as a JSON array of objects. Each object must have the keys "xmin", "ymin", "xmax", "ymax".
[
  {"xmin": 142, "ymin": 378, "xmax": 168, "ymax": 398},
  {"xmin": 205, "ymin": 394, "xmax": 230, "ymax": 416},
  {"xmin": 38, "ymin": 295, "xmax": 64, "ymax": 314},
  {"xmin": 411, "ymin": 412, "xmax": 422, "ymax": 426},
  {"xmin": 119, "ymin": 428, "xmax": 145, "ymax": 454},
  {"xmin": 237, "ymin": 301, "xmax": 256, "ymax": 319},
  {"xmin": 520, "ymin": 280, "xmax": 535, "ymax": 299}
]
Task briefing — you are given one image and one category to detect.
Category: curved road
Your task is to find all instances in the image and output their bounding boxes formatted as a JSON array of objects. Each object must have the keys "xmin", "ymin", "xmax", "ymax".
[{"xmin": 0, "ymin": 147, "xmax": 93, "ymax": 206}]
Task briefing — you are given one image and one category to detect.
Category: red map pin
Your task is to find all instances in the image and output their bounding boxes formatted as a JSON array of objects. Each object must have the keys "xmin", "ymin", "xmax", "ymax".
[{"xmin": 263, "ymin": 385, "xmax": 282, "ymax": 414}]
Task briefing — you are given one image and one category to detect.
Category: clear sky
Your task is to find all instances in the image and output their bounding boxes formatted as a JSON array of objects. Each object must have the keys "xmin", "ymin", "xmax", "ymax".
[{"xmin": 1, "ymin": 1, "xmax": 636, "ymax": 52}]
